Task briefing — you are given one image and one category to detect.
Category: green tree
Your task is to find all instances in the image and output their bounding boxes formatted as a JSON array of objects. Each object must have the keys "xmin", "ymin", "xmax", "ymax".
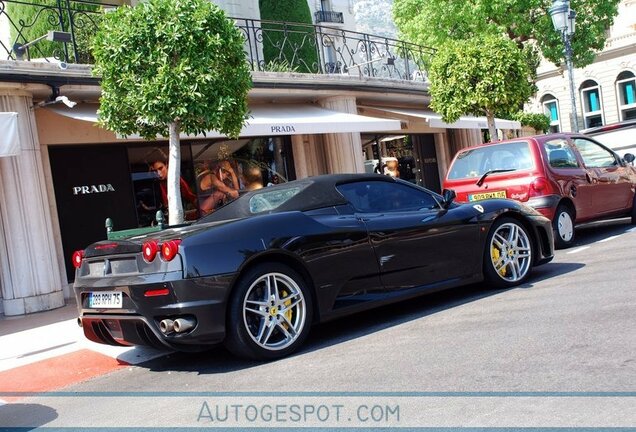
[
  {"xmin": 512, "ymin": 112, "xmax": 551, "ymax": 133},
  {"xmin": 258, "ymin": 0, "xmax": 319, "ymax": 73},
  {"xmin": 393, "ymin": 0, "xmax": 620, "ymax": 68},
  {"xmin": 429, "ymin": 35, "xmax": 534, "ymax": 142},
  {"xmin": 92, "ymin": 0, "xmax": 252, "ymax": 224}
]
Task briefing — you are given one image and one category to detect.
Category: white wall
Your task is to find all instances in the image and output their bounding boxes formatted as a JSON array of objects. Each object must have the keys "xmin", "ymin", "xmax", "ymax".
[{"xmin": 214, "ymin": 0, "xmax": 261, "ymax": 20}]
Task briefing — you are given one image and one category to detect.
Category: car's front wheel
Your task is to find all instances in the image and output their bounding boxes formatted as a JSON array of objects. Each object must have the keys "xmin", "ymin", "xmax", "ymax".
[
  {"xmin": 483, "ymin": 217, "xmax": 534, "ymax": 289},
  {"xmin": 225, "ymin": 263, "xmax": 313, "ymax": 361},
  {"xmin": 553, "ymin": 204, "xmax": 575, "ymax": 249},
  {"xmin": 631, "ymin": 194, "xmax": 636, "ymax": 225}
]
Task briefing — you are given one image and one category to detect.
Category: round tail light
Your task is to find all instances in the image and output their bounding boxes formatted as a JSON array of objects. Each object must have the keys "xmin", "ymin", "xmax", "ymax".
[
  {"xmin": 160, "ymin": 240, "xmax": 181, "ymax": 261},
  {"xmin": 72, "ymin": 250, "xmax": 84, "ymax": 269},
  {"xmin": 530, "ymin": 177, "xmax": 549, "ymax": 196},
  {"xmin": 142, "ymin": 240, "xmax": 159, "ymax": 262}
]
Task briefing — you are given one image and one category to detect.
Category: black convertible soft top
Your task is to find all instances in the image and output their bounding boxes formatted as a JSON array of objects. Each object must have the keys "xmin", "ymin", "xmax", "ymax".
[{"xmin": 197, "ymin": 173, "xmax": 397, "ymax": 222}]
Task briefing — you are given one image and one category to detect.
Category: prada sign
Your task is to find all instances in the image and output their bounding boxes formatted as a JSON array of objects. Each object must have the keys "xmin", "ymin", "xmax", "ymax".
[
  {"xmin": 73, "ymin": 184, "xmax": 116, "ymax": 195},
  {"xmin": 271, "ymin": 125, "xmax": 296, "ymax": 133}
]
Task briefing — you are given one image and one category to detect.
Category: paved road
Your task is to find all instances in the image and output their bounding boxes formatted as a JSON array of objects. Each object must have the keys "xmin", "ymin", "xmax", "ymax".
[{"xmin": 2, "ymin": 219, "xmax": 635, "ymax": 429}]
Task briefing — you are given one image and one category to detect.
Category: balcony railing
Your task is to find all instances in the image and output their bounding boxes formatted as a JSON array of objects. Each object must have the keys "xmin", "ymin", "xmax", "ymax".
[
  {"xmin": 0, "ymin": 0, "xmax": 434, "ymax": 82},
  {"xmin": 314, "ymin": 10, "xmax": 344, "ymax": 24}
]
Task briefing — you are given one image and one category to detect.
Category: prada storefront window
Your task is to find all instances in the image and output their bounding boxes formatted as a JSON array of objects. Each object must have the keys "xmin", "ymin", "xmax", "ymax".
[
  {"xmin": 127, "ymin": 136, "xmax": 295, "ymax": 225},
  {"xmin": 50, "ymin": 137, "xmax": 294, "ymax": 281},
  {"xmin": 192, "ymin": 137, "xmax": 294, "ymax": 216}
]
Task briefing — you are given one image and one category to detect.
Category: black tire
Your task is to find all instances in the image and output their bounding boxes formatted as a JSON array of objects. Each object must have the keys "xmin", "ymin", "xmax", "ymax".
[
  {"xmin": 553, "ymin": 204, "xmax": 575, "ymax": 249},
  {"xmin": 483, "ymin": 217, "xmax": 534, "ymax": 289},
  {"xmin": 631, "ymin": 194, "xmax": 636, "ymax": 225},
  {"xmin": 225, "ymin": 262, "xmax": 313, "ymax": 361}
]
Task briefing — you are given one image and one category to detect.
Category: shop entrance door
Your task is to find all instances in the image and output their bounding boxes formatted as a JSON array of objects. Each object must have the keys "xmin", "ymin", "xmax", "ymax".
[
  {"xmin": 412, "ymin": 134, "xmax": 441, "ymax": 193},
  {"xmin": 49, "ymin": 145, "xmax": 137, "ymax": 281}
]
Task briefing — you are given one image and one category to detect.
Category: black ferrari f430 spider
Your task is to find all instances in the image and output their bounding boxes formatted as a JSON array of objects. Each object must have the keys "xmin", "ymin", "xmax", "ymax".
[{"xmin": 73, "ymin": 174, "xmax": 554, "ymax": 360}]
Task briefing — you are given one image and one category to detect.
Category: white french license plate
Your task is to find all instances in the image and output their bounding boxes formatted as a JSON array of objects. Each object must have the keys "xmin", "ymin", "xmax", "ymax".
[{"xmin": 88, "ymin": 291, "xmax": 123, "ymax": 308}]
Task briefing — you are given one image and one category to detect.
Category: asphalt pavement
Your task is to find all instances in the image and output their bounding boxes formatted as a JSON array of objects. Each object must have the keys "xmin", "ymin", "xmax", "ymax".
[{"xmin": 0, "ymin": 218, "xmax": 635, "ymax": 429}]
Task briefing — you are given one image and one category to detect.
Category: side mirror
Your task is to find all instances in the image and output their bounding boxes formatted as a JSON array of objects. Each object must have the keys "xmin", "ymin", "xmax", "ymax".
[
  {"xmin": 623, "ymin": 153, "xmax": 635, "ymax": 164},
  {"xmin": 441, "ymin": 189, "xmax": 456, "ymax": 209}
]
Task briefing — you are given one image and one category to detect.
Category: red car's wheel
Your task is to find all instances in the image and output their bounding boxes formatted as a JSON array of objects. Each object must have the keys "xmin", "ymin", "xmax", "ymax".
[{"xmin": 553, "ymin": 204, "xmax": 575, "ymax": 249}]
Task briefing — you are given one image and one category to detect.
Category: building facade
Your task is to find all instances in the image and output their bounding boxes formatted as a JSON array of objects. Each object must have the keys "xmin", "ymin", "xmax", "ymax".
[
  {"xmin": 527, "ymin": 0, "xmax": 636, "ymax": 132},
  {"xmin": 0, "ymin": 0, "xmax": 513, "ymax": 316}
]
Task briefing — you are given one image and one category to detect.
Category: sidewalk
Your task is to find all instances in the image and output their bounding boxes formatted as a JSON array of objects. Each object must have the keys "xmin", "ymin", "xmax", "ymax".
[{"xmin": 0, "ymin": 299, "xmax": 167, "ymax": 400}]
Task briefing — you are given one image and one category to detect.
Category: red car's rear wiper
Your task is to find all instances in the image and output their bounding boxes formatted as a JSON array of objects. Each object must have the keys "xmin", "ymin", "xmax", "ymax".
[{"xmin": 476, "ymin": 169, "xmax": 515, "ymax": 187}]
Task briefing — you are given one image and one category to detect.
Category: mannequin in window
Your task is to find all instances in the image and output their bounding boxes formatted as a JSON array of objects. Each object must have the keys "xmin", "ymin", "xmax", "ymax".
[{"xmin": 198, "ymin": 159, "xmax": 240, "ymax": 216}]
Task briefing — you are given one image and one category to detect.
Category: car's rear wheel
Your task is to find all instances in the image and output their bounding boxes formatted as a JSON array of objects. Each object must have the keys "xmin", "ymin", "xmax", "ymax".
[
  {"xmin": 553, "ymin": 204, "xmax": 575, "ymax": 249},
  {"xmin": 225, "ymin": 263, "xmax": 312, "ymax": 361},
  {"xmin": 631, "ymin": 194, "xmax": 636, "ymax": 225},
  {"xmin": 483, "ymin": 217, "xmax": 533, "ymax": 289}
]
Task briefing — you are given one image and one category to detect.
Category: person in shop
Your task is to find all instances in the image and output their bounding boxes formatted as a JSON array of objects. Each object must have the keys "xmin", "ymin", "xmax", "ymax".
[
  {"xmin": 383, "ymin": 157, "xmax": 400, "ymax": 178},
  {"xmin": 241, "ymin": 164, "xmax": 264, "ymax": 191},
  {"xmin": 146, "ymin": 147, "xmax": 199, "ymax": 221},
  {"xmin": 197, "ymin": 159, "xmax": 240, "ymax": 216}
]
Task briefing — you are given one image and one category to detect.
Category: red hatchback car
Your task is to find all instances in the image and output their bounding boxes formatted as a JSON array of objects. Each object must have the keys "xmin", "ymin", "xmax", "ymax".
[{"xmin": 443, "ymin": 133, "xmax": 636, "ymax": 248}]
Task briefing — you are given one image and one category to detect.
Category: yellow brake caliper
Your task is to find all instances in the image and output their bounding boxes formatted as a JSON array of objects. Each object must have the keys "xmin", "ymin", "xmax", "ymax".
[
  {"xmin": 491, "ymin": 246, "xmax": 506, "ymax": 276},
  {"xmin": 281, "ymin": 290, "xmax": 293, "ymax": 329}
]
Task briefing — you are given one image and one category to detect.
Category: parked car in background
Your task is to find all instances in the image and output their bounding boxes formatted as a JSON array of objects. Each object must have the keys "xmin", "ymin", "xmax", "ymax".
[
  {"xmin": 583, "ymin": 120, "xmax": 636, "ymax": 162},
  {"xmin": 443, "ymin": 133, "xmax": 636, "ymax": 248},
  {"xmin": 73, "ymin": 174, "xmax": 553, "ymax": 361}
]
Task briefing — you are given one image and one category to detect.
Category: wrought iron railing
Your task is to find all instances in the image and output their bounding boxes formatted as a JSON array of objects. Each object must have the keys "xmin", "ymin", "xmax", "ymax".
[
  {"xmin": 0, "ymin": 0, "xmax": 434, "ymax": 82},
  {"xmin": 314, "ymin": 10, "xmax": 344, "ymax": 24}
]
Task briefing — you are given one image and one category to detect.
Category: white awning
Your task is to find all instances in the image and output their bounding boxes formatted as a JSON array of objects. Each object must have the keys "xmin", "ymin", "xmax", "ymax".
[
  {"xmin": 45, "ymin": 104, "xmax": 402, "ymax": 138},
  {"xmin": 0, "ymin": 112, "xmax": 20, "ymax": 157},
  {"xmin": 362, "ymin": 107, "xmax": 521, "ymax": 130}
]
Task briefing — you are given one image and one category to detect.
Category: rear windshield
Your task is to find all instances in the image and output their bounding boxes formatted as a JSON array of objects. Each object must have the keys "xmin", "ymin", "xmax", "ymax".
[
  {"xmin": 248, "ymin": 187, "xmax": 302, "ymax": 213},
  {"xmin": 447, "ymin": 141, "xmax": 534, "ymax": 180}
]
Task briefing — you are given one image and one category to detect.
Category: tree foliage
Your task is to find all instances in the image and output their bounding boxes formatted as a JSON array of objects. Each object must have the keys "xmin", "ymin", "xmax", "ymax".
[
  {"xmin": 92, "ymin": 0, "xmax": 252, "ymax": 223},
  {"xmin": 258, "ymin": 0, "xmax": 319, "ymax": 73},
  {"xmin": 512, "ymin": 111, "xmax": 551, "ymax": 133},
  {"xmin": 393, "ymin": 0, "xmax": 620, "ymax": 68},
  {"xmin": 429, "ymin": 35, "xmax": 534, "ymax": 141}
]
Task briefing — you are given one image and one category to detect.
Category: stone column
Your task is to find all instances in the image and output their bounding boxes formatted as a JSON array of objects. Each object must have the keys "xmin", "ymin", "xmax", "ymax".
[
  {"xmin": 318, "ymin": 96, "xmax": 365, "ymax": 174},
  {"xmin": 434, "ymin": 133, "xmax": 451, "ymax": 188},
  {"xmin": 0, "ymin": 90, "xmax": 65, "ymax": 315},
  {"xmin": 291, "ymin": 134, "xmax": 327, "ymax": 179}
]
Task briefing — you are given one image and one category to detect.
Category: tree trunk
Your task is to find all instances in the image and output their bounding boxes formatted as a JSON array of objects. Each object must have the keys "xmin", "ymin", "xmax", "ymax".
[
  {"xmin": 167, "ymin": 121, "xmax": 184, "ymax": 225},
  {"xmin": 486, "ymin": 111, "xmax": 499, "ymax": 143}
]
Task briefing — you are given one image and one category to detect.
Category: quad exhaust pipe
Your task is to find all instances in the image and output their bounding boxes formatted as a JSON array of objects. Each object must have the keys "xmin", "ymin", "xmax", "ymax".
[
  {"xmin": 173, "ymin": 317, "xmax": 196, "ymax": 333},
  {"xmin": 159, "ymin": 318, "xmax": 174, "ymax": 334},
  {"xmin": 160, "ymin": 317, "xmax": 196, "ymax": 334}
]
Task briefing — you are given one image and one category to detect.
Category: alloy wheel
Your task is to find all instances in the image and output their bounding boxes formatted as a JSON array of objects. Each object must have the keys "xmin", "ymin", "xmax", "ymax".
[
  {"xmin": 489, "ymin": 222, "xmax": 532, "ymax": 283},
  {"xmin": 242, "ymin": 272, "xmax": 307, "ymax": 351}
]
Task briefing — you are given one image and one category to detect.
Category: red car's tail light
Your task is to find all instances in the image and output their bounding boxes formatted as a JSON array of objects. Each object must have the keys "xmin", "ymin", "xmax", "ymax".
[
  {"xmin": 530, "ymin": 177, "xmax": 549, "ymax": 197},
  {"xmin": 72, "ymin": 250, "xmax": 84, "ymax": 269},
  {"xmin": 142, "ymin": 240, "xmax": 159, "ymax": 262},
  {"xmin": 160, "ymin": 240, "xmax": 181, "ymax": 261}
]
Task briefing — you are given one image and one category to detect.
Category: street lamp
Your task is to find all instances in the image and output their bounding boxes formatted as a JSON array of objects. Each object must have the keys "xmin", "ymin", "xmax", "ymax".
[{"xmin": 550, "ymin": 0, "xmax": 579, "ymax": 132}]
